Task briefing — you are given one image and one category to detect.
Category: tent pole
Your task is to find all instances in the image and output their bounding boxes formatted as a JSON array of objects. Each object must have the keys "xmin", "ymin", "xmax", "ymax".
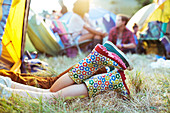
[{"xmin": 20, "ymin": 0, "xmax": 31, "ymax": 73}]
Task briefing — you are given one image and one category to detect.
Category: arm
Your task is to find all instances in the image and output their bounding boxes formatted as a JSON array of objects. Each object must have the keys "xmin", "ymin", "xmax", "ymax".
[
  {"xmin": 108, "ymin": 28, "xmax": 114, "ymax": 42},
  {"xmin": 117, "ymin": 32, "xmax": 136, "ymax": 49},
  {"xmin": 83, "ymin": 25, "xmax": 108, "ymax": 37},
  {"xmin": 117, "ymin": 43, "xmax": 136, "ymax": 49}
]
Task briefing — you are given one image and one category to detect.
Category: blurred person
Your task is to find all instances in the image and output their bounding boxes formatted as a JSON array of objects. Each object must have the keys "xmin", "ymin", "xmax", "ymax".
[
  {"xmin": 132, "ymin": 23, "xmax": 146, "ymax": 54},
  {"xmin": 58, "ymin": 0, "xmax": 68, "ymax": 16},
  {"xmin": 132, "ymin": 23, "xmax": 139, "ymax": 45},
  {"xmin": 60, "ymin": 5, "xmax": 68, "ymax": 16},
  {"xmin": 67, "ymin": 0, "xmax": 108, "ymax": 50},
  {"xmin": 51, "ymin": 10, "xmax": 61, "ymax": 20},
  {"xmin": 108, "ymin": 14, "xmax": 136, "ymax": 54},
  {"xmin": 0, "ymin": 42, "xmax": 133, "ymax": 102},
  {"xmin": 44, "ymin": 14, "xmax": 53, "ymax": 28}
]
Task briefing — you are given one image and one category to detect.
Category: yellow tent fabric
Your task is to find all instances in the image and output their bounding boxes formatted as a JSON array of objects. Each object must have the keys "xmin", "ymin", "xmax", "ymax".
[
  {"xmin": 0, "ymin": 0, "xmax": 26, "ymax": 72},
  {"xmin": 126, "ymin": 3, "xmax": 158, "ymax": 32},
  {"xmin": 141, "ymin": 0, "xmax": 170, "ymax": 32}
]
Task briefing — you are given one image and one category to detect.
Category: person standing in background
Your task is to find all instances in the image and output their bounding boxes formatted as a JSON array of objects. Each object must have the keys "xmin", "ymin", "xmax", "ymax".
[{"xmin": 132, "ymin": 23, "xmax": 139, "ymax": 45}]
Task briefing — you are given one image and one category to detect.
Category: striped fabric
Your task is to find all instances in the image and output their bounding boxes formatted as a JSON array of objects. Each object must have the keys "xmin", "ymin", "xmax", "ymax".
[
  {"xmin": 52, "ymin": 20, "xmax": 69, "ymax": 39},
  {"xmin": 52, "ymin": 19, "xmax": 78, "ymax": 58}
]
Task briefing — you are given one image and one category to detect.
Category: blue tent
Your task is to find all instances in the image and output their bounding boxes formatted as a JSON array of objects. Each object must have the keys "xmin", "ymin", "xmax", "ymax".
[{"xmin": 89, "ymin": 8, "xmax": 116, "ymax": 33}]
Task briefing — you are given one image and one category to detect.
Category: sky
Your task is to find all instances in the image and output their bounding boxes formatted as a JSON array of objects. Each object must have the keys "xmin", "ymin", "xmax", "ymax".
[
  {"xmin": 30, "ymin": 0, "xmax": 139, "ymax": 16},
  {"xmin": 30, "ymin": 0, "xmax": 77, "ymax": 13}
]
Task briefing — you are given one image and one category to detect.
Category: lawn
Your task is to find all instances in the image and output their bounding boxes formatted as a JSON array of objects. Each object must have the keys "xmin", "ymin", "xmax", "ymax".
[{"xmin": 0, "ymin": 53, "xmax": 169, "ymax": 113}]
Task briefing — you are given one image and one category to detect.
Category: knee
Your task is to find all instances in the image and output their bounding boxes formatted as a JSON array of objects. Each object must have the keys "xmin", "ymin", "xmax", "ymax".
[
  {"xmin": 94, "ymin": 35, "xmax": 102, "ymax": 40},
  {"xmin": 49, "ymin": 88, "xmax": 55, "ymax": 92},
  {"xmin": 50, "ymin": 88, "xmax": 54, "ymax": 92}
]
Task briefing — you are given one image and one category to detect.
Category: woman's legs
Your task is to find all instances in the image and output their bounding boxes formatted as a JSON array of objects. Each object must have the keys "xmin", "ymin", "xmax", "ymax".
[
  {"xmin": 1, "ymin": 82, "xmax": 88, "ymax": 103},
  {"xmin": 11, "ymin": 81, "xmax": 49, "ymax": 92},
  {"xmin": 78, "ymin": 33, "xmax": 94, "ymax": 43},
  {"xmin": 78, "ymin": 33, "xmax": 103, "ymax": 50},
  {"xmin": 50, "ymin": 73, "xmax": 74, "ymax": 92},
  {"xmin": 92, "ymin": 35, "xmax": 103, "ymax": 49},
  {"xmin": 51, "ymin": 44, "xmax": 126, "ymax": 92},
  {"xmin": 54, "ymin": 84, "xmax": 88, "ymax": 98}
]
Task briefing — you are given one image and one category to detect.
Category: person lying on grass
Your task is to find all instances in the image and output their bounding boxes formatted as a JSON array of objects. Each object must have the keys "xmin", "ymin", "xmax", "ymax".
[{"xmin": 0, "ymin": 41, "xmax": 133, "ymax": 102}]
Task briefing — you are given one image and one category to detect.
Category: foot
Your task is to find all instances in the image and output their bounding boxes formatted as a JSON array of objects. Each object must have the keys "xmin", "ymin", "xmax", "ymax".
[
  {"xmin": 69, "ymin": 44, "xmax": 126, "ymax": 84},
  {"xmin": 103, "ymin": 41, "xmax": 133, "ymax": 70},
  {"xmin": 0, "ymin": 76, "xmax": 12, "ymax": 87},
  {"xmin": 0, "ymin": 84, "xmax": 12, "ymax": 99},
  {"xmin": 0, "ymin": 76, "xmax": 12, "ymax": 99}
]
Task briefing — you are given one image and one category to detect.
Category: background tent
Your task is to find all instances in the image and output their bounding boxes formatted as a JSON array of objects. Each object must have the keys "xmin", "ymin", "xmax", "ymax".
[
  {"xmin": 88, "ymin": 7, "xmax": 116, "ymax": 33},
  {"xmin": 140, "ymin": 0, "xmax": 170, "ymax": 37},
  {"xmin": 27, "ymin": 10, "xmax": 63, "ymax": 56},
  {"xmin": 0, "ymin": 0, "xmax": 30, "ymax": 72},
  {"xmin": 127, "ymin": 0, "xmax": 170, "ymax": 56},
  {"xmin": 24, "ymin": 33, "xmax": 37, "ymax": 52},
  {"xmin": 126, "ymin": 3, "xmax": 158, "ymax": 32},
  {"xmin": 127, "ymin": 0, "xmax": 170, "ymax": 38}
]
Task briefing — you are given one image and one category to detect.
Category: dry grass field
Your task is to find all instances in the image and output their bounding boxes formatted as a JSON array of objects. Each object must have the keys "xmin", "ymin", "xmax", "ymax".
[{"xmin": 0, "ymin": 53, "xmax": 169, "ymax": 113}]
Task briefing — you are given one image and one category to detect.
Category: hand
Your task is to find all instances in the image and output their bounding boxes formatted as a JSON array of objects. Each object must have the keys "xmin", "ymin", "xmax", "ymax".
[{"xmin": 116, "ymin": 44, "xmax": 122, "ymax": 49}]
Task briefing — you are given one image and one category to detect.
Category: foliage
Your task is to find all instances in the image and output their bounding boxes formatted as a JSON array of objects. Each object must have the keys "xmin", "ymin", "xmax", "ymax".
[
  {"xmin": 0, "ymin": 54, "xmax": 169, "ymax": 112},
  {"xmin": 135, "ymin": 0, "xmax": 153, "ymax": 7}
]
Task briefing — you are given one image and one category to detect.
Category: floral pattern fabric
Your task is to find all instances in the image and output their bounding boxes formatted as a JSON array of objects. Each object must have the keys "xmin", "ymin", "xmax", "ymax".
[
  {"xmin": 84, "ymin": 69, "xmax": 129, "ymax": 98},
  {"xmin": 68, "ymin": 49, "xmax": 123, "ymax": 84}
]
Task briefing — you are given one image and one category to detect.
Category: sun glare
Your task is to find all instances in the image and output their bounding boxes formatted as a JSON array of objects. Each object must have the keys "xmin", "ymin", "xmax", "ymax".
[
  {"xmin": 30, "ymin": 0, "xmax": 77, "ymax": 14},
  {"xmin": 63, "ymin": 0, "xmax": 77, "ymax": 11}
]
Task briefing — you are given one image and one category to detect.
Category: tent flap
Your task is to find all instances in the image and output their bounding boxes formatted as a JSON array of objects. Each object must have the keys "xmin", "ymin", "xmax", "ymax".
[{"xmin": 0, "ymin": 0, "xmax": 30, "ymax": 72}]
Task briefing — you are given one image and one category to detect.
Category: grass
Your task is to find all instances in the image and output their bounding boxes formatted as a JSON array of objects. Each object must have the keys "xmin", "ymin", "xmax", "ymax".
[{"xmin": 0, "ymin": 53, "xmax": 170, "ymax": 112}]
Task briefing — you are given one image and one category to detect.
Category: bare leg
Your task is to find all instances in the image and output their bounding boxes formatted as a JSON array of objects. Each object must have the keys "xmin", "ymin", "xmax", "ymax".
[
  {"xmin": 54, "ymin": 84, "xmax": 88, "ymax": 98},
  {"xmin": 2, "ymin": 83, "xmax": 88, "ymax": 103},
  {"xmin": 11, "ymin": 81, "xmax": 49, "ymax": 92},
  {"xmin": 50, "ymin": 73, "xmax": 74, "ymax": 92},
  {"xmin": 4, "ymin": 86, "xmax": 55, "ymax": 102},
  {"xmin": 94, "ymin": 35, "xmax": 103, "ymax": 40},
  {"xmin": 78, "ymin": 33, "xmax": 94, "ymax": 42}
]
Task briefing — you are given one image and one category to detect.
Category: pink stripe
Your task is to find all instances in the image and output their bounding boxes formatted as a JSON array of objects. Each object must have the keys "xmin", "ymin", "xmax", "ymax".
[
  {"xmin": 118, "ymin": 70, "xmax": 130, "ymax": 95},
  {"xmin": 95, "ymin": 44, "xmax": 126, "ymax": 70},
  {"xmin": 56, "ymin": 20, "xmax": 68, "ymax": 39}
]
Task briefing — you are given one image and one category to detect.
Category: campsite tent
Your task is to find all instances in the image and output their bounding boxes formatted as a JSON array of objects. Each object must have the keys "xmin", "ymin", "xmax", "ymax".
[
  {"xmin": 26, "ymin": 7, "xmax": 116, "ymax": 56},
  {"xmin": 0, "ymin": 0, "xmax": 30, "ymax": 72},
  {"xmin": 24, "ymin": 33, "xmax": 37, "ymax": 52},
  {"xmin": 88, "ymin": 7, "xmax": 116, "ymax": 33},
  {"xmin": 127, "ymin": 0, "xmax": 170, "ymax": 37},
  {"xmin": 140, "ymin": 0, "xmax": 170, "ymax": 37},
  {"xmin": 127, "ymin": 0, "xmax": 170, "ymax": 56},
  {"xmin": 126, "ymin": 3, "xmax": 158, "ymax": 32},
  {"xmin": 27, "ymin": 10, "xmax": 62, "ymax": 56}
]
